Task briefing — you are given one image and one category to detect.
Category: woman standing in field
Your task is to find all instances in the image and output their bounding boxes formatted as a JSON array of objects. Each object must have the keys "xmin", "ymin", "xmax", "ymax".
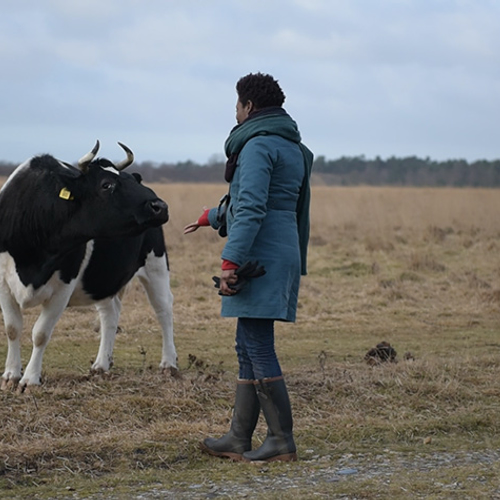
[{"xmin": 184, "ymin": 72, "xmax": 313, "ymax": 462}]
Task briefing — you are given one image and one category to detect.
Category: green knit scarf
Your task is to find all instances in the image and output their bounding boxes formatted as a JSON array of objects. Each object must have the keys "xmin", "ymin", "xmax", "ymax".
[{"xmin": 224, "ymin": 108, "xmax": 302, "ymax": 157}]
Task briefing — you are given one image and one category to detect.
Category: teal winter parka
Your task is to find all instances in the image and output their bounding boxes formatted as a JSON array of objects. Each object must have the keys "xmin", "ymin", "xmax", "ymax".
[{"xmin": 208, "ymin": 108, "xmax": 313, "ymax": 322}]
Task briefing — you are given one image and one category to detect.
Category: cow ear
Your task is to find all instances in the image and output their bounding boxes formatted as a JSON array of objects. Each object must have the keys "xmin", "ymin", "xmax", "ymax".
[
  {"xmin": 132, "ymin": 173, "xmax": 143, "ymax": 184},
  {"xmin": 57, "ymin": 171, "xmax": 82, "ymax": 201}
]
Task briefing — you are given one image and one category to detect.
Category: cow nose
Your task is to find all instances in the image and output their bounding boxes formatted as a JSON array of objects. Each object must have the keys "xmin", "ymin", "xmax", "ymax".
[{"xmin": 148, "ymin": 199, "xmax": 168, "ymax": 218}]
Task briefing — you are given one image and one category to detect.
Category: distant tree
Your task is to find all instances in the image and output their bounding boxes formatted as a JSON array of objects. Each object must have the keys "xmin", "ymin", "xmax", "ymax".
[{"xmin": 2, "ymin": 156, "xmax": 500, "ymax": 187}]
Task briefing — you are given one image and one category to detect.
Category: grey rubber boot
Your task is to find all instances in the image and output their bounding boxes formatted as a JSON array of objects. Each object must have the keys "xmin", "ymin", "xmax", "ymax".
[
  {"xmin": 200, "ymin": 380, "xmax": 260, "ymax": 461},
  {"xmin": 242, "ymin": 377, "xmax": 297, "ymax": 462}
]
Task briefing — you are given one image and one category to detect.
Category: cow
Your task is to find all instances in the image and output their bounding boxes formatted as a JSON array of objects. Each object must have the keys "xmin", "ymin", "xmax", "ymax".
[{"xmin": 0, "ymin": 141, "xmax": 177, "ymax": 391}]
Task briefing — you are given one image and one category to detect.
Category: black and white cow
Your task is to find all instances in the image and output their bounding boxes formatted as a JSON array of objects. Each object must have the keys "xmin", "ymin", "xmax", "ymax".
[{"xmin": 0, "ymin": 141, "xmax": 177, "ymax": 390}]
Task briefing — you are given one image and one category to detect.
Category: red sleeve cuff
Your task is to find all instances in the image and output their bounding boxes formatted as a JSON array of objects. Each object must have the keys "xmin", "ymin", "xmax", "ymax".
[
  {"xmin": 197, "ymin": 209, "xmax": 210, "ymax": 226},
  {"xmin": 222, "ymin": 259, "xmax": 239, "ymax": 271}
]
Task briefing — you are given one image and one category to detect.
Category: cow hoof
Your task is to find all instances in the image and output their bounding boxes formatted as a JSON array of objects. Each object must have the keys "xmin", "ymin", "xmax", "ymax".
[
  {"xmin": 90, "ymin": 359, "xmax": 113, "ymax": 374},
  {"xmin": 16, "ymin": 382, "xmax": 30, "ymax": 394},
  {"xmin": 1, "ymin": 376, "xmax": 21, "ymax": 391},
  {"xmin": 90, "ymin": 367, "xmax": 112, "ymax": 379},
  {"xmin": 17, "ymin": 384, "xmax": 29, "ymax": 394},
  {"xmin": 162, "ymin": 366, "xmax": 182, "ymax": 379},
  {"xmin": 16, "ymin": 376, "xmax": 42, "ymax": 393},
  {"xmin": 1, "ymin": 378, "xmax": 12, "ymax": 391}
]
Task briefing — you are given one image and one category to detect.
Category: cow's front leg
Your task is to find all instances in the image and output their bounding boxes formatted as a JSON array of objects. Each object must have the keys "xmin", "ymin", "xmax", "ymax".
[
  {"xmin": 92, "ymin": 296, "xmax": 121, "ymax": 372},
  {"xmin": 20, "ymin": 289, "xmax": 72, "ymax": 389},
  {"xmin": 0, "ymin": 291, "xmax": 23, "ymax": 390},
  {"xmin": 136, "ymin": 253, "xmax": 178, "ymax": 374}
]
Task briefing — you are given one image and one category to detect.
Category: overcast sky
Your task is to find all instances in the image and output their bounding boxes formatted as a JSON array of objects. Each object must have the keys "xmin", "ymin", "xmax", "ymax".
[{"xmin": 1, "ymin": 0, "xmax": 499, "ymax": 165}]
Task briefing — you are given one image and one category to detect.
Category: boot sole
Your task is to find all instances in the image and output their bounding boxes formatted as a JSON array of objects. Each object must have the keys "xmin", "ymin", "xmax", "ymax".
[
  {"xmin": 199, "ymin": 441, "xmax": 244, "ymax": 462},
  {"xmin": 243, "ymin": 452, "xmax": 298, "ymax": 463}
]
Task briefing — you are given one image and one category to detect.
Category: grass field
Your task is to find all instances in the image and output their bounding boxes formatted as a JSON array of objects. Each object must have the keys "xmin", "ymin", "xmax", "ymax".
[{"xmin": 1, "ymin": 182, "xmax": 500, "ymax": 499}]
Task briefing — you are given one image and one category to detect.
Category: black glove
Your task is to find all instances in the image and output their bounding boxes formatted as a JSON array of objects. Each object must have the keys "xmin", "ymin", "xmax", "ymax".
[{"xmin": 212, "ymin": 260, "xmax": 266, "ymax": 294}]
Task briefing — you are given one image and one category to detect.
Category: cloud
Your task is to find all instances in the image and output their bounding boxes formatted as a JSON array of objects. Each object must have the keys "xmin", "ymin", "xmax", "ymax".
[{"xmin": 0, "ymin": 0, "xmax": 499, "ymax": 163}]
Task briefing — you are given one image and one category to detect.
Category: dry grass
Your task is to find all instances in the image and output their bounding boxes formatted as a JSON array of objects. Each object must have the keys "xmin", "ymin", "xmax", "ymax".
[{"xmin": 1, "ymin": 183, "xmax": 500, "ymax": 499}]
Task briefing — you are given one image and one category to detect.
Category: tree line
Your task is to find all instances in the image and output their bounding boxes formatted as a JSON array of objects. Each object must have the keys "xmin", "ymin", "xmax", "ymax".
[{"xmin": 1, "ymin": 155, "xmax": 499, "ymax": 187}]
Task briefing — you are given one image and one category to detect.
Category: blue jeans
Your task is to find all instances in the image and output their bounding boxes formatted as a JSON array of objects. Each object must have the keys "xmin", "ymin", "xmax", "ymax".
[{"xmin": 235, "ymin": 317, "xmax": 283, "ymax": 380}]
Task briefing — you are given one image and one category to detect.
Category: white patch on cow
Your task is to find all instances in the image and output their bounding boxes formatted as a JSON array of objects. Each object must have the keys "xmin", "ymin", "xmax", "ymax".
[
  {"xmin": 67, "ymin": 241, "xmax": 100, "ymax": 307},
  {"xmin": 0, "ymin": 252, "xmax": 61, "ymax": 310},
  {"xmin": 0, "ymin": 241, "xmax": 94, "ymax": 310},
  {"xmin": 103, "ymin": 166, "xmax": 120, "ymax": 175}
]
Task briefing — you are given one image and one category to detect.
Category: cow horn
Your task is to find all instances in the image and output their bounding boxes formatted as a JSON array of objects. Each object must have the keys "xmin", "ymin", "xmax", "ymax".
[
  {"xmin": 78, "ymin": 140, "xmax": 100, "ymax": 173},
  {"xmin": 115, "ymin": 142, "xmax": 134, "ymax": 171}
]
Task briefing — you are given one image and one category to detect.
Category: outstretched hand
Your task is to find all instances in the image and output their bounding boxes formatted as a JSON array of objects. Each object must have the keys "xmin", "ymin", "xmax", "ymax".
[
  {"xmin": 183, "ymin": 206, "xmax": 208, "ymax": 234},
  {"xmin": 183, "ymin": 222, "xmax": 200, "ymax": 234}
]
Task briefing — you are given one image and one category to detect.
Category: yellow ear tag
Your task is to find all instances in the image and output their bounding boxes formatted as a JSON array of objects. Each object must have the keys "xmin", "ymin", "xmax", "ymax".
[{"xmin": 59, "ymin": 187, "xmax": 74, "ymax": 200}]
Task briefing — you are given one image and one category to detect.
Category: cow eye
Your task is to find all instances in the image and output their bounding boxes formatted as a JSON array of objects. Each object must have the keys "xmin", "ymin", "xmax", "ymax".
[{"xmin": 101, "ymin": 180, "xmax": 114, "ymax": 191}]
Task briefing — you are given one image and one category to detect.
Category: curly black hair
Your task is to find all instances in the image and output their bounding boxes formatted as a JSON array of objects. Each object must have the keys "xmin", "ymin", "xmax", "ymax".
[{"xmin": 236, "ymin": 72, "xmax": 286, "ymax": 109}]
